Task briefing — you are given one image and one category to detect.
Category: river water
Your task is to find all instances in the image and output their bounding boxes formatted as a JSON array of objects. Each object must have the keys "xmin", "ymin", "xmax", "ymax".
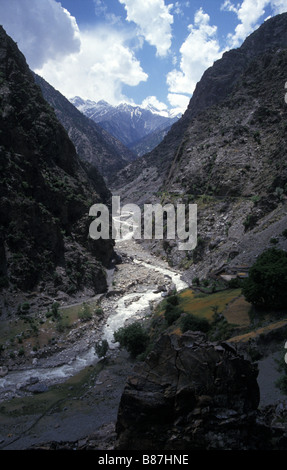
[{"xmin": 0, "ymin": 239, "xmax": 188, "ymax": 399}]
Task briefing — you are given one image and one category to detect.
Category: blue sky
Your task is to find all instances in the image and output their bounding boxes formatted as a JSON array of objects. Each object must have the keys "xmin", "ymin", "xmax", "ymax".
[{"xmin": 1, "ymin": 0, "xmax": 287, "ymax": 115}]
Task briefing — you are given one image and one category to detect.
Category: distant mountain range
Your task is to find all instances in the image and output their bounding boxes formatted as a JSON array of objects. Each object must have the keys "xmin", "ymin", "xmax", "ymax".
[
  {"xmin": 33, "ymin": 74, "xmax": 136, "ymax": 185},
  {"xmin": 70, "ymin": 97, "xmax": 181, "ymax": 156}
]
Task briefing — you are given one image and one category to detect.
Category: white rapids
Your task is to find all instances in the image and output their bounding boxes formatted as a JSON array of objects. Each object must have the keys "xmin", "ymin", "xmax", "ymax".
[
  {"xmin": 0, "ymin": 239, "xmax": 188, "ymax": 398},
  {"xmin": 102, "ymin": 257, "xmax": 188, "ymax": 348}
]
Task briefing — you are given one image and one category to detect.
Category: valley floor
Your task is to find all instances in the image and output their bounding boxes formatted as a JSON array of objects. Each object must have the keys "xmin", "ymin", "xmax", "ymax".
[{"xmin": 0, "ymin": 239, "xmax": 286, "ymax": 450}]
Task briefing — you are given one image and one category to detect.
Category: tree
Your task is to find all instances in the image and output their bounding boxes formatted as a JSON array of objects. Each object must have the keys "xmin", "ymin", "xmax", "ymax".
[
  {"xmin": 114, "ymin": 322, "xmax": 149, "ymax": 358},
  {"xmin": 164, "ymin": 302, "xmax": 181, "ymax": 326},
  {"xmin": 180, "ymin": 313, "xmax": 210, "ymax": 333},
  {"xmin": 95, "ymin": 339, "xmax": 109, "ymax": 358},
  {"xmin": 242, "ymin": 248, "xmax": 287, "ymax": 310}
]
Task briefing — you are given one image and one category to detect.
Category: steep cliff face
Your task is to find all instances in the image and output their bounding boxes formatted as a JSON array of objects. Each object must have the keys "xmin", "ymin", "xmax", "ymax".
[
  {"xmin": 33, "ymin": 74, "xmax": 135, "ymax": 185},
  {"xmin": 114, "ymin": 13, "xmax": 287, "ymax": 279},
  {"xmin": 114, "ymin": 13, "xmax": 287, "ymax": 204},
  {"xmin": 0, "ymin": 27, "xmax": 114, "ymax": 314}
]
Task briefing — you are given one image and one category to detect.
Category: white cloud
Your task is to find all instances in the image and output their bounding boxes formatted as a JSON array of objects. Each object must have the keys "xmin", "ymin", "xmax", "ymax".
[
  {"xmin": 167, "ymin": 93, "xmax": 190, "ymax": 114},
  {"xmin": 93, "ymin": 0, "xmax": 122, "ymax": 24},
  {"xmin": 166, "ymin": 8, "xmax": 222, "ymax": 97},
  {"xmin": 141, "ymin": 96, "xmax": 168, "ymax": 111},
  {"xmin": 35, "ymin": 28, "xmax": 148, "ymax": 105},
  {"xmin": 222, "ymin": 0, "xmax": 287, "ymax": 48},
  {"xmin": 270, "ymin": 0, "xmax": 287, "ymax": 13},
  {"xmin": 166, "ymin": 0, "xmax": 287, "ymax": 113},
  {"xmin": 220, "ymin": 0, "xmax": 240, "ymax": 14},
  {"xmin": 118, "ymin": 0, "xmax": 174, "ymax": 57},
  {"xmin": 0, "ymin": 0, "xmax": 81, "ymax": 69},
  {"xmin": 222, "ymin": 0, "xmax": 269, "ymax": 48},
  {"xmin": 0, "ymin": 0, "xmax": 148, "ymax": 105}
]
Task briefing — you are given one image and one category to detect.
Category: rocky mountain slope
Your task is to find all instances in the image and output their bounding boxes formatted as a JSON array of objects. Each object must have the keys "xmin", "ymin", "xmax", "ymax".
[
  {"xmin": 129, "ymin": 122, "xmax": 174, "ymax": 157},
  {"xmin": 0, "ymin": 26, "xmax": 115, "ymax": 316},
  {"xmin": 70, "ymin": 97, "xmax": 180, "ymax": 155},
  {"xmin": 114, "ymin": 13, "xmax": 287, "ymax": 281},
  {"xmin": 33, "ymin": 75, "xmax": 135, "ymax": 185},
  {"xmin": 114, "ymin": 13, "xmax": 287, "ymax": 199}
]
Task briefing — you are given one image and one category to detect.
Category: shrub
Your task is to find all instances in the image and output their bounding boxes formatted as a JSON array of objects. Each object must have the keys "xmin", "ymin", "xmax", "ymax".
[
  {"xmin": 51, "ymin": 301, "xmax": 60, "ymax": 318},
  {"xmin": 114, "ymin": 322, "xmax": 149, "ymax": 358},
  {"xmin": 166, "ymin": 294, "xmax": 179, "ymax": 306},
  {"xmin": 78, "ymin": 303, "xmax": 92, "ymax": 321},
  {"xmin": 164, "ymin": 302, "xmax": 182, "ymax": 326},
  {"xmin": 95, "ymin": 307, "xmax": 104, "ymax": 316},
  {"xmin": 243, "ymin": 214, "xmax": 257, "ymax": 231},
  {"xmin": 228, "ymin": 277, "xmax": 242, "ymax": 288},
  {"xmin": 95, "ymin": 339, "xmax": 109, "ymax": 358},
  {"xmin": 242, "ymin": 248, "xmax": 287, "ymax": 310},
  {"xmin": 180, "ymin": 313, "xmax": 210, "ymax": 333},
  {"xmin": 22, "ymin": 302, "xmax": 30, "ymax": 311},
  {"xmin": 275, "ymin": 187, "xmax": 284, "ymax": 201}
]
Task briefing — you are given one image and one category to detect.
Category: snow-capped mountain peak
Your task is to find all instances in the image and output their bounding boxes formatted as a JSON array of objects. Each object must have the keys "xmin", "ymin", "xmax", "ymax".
[{"xmin": 70, "ymin": 97, "xmax": 181, "ymax": 154}]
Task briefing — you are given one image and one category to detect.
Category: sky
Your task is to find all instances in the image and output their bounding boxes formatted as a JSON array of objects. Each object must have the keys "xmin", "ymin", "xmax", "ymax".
[{"xmin": 1, "ymin": 0, "xmax": 287, "ymax": 115}]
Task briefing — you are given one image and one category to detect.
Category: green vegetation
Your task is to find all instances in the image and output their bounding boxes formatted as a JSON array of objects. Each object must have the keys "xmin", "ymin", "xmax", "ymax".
[
  {"xmin": 146, "ymin": 287, "xmax": 248, "ymax": 348},
  {"xmin": 95, "ymin": 339, "xmax": 109, "ymax": 358},
  {"xmin": 114, "ymin": 322, "xmax": 150, "ymax": 358},
  {"xmin": 243, "ymin": 213, "xmax": 257, "ymax": 231},
  {"xmin": 242, "ymin": 248, "xmax": 287, "ymax": 310},
  {"xmin": 0, "ymin": 299, "xmax": 102, "ymax": 360},
  {"xmin": 0, "ymin": 361, "xmax": 105, "ymax": 420},
  {"xmin": 78, "ymin": 303, "xmax": 92, "ymax": 322},
  {"xmin": 164, "ymin": 302, "xmax": 182, "ymax": 326},
  {"xmin": 180, "ymin": 313, "xmax": 210, "ymax": 334}
]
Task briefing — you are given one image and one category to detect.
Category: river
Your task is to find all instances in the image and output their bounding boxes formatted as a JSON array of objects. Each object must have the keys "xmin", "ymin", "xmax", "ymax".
[{"xmin": 0, "ymin": 238, "xmax": 188, "ymax": 400}]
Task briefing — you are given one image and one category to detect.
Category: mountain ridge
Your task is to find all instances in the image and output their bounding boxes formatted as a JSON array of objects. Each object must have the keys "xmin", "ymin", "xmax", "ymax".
[
  {"xmin": 113, "ymin": 12, "xmax": 287, "ymax": 203},
  {"xmin": 33, "ymin": 74, "xmax": 136, "ymax": 185},
  {"xmin": 113, "ymin": 12, "xmax": 287, "ymax": 282}
]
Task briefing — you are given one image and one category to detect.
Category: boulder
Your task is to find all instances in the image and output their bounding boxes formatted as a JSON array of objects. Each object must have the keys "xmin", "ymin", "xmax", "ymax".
[
  {"xmin": 0, "ymin": 366, "xmax": 8, "ymax": 377},
  {"xmin": 26, "ymin": 382, "xmax": 49, "ymax": 394},
  {"xmin": 115, "ymin": 331, "xmax": 263, "ymax": 450}
]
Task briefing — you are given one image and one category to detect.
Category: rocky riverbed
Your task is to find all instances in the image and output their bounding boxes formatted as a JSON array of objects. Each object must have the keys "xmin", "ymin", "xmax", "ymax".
[{"xmin": 0, "ymin": 238, "xmax": 188, "ymax": 449}]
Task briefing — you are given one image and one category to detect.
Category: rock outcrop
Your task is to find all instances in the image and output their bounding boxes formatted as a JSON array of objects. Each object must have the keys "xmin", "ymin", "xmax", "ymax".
[{"xmin": 115, "ymin": 331, "xmax": 267, "ymax": 450}]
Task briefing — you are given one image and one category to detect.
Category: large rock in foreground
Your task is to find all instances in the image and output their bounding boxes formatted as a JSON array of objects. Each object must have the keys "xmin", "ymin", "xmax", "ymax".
[{"xmin": 115, "ymin": 331, "xmax": 263, "ymax": 450}]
